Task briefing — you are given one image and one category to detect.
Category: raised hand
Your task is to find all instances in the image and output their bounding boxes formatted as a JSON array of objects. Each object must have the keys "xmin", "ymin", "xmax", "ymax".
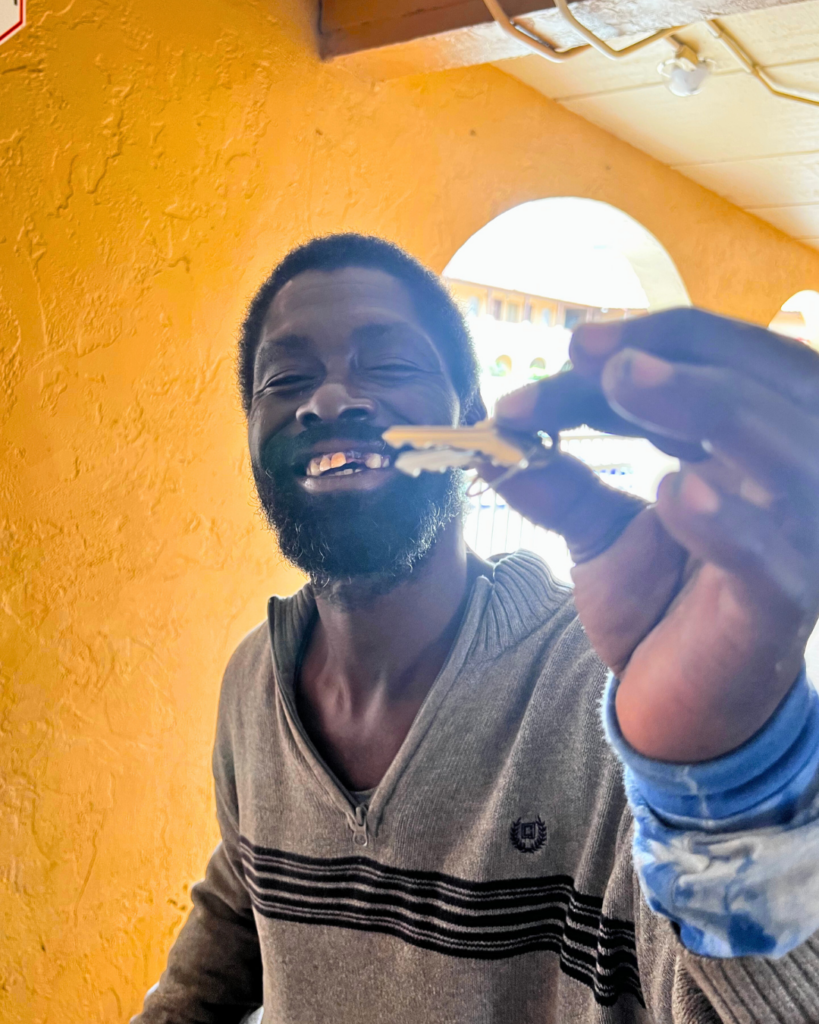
[{"xmin": 491, "ymin": 309, "xmax": 819, "ymax": 763}]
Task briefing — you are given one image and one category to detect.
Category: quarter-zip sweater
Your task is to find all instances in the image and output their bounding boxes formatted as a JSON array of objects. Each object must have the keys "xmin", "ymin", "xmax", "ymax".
[{"xmin": 136, "ymin": 552, "xmax": 819, "ymax": 1024}]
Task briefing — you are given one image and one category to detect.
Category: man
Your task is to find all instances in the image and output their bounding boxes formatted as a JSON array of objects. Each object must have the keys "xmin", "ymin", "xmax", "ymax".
[{"xmin": 135, "ymin": 234, "xmax": 819, "ymax": 1023}]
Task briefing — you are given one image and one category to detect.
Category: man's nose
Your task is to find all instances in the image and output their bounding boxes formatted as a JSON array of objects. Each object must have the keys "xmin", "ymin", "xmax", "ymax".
[{"xmin": 295, "ymin": 382, "xmax": 378, "ymax": 427}]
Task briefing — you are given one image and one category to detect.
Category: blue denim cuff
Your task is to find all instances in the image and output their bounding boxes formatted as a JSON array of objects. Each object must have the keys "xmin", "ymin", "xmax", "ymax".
[{"xmin": 603, "ymin": 667, "xmax": 819, "ymax": 830}]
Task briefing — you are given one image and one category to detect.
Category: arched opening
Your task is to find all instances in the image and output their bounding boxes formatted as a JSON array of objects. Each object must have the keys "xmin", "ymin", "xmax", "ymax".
[
  {"xmin": 769, "ymin": 290, "xmax": 819, "ymax": 350},
  {"xmin": 768, "ymin": 291, "xmax": 819, "ymax": 678},
  {"xmin": 528, "ymin": 357, "xmax": 547, "ymax": 380},
  {"xmin": 444, "ymin": 197, "xmax": 691, "ymax": 579}
]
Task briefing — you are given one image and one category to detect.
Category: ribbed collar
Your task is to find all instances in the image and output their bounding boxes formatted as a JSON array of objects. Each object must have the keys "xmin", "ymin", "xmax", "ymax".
[
  {"xmin": 473, "ymin": 550, "xmax": 573, "ymax": 657},
  {"xmin": 268, "ymin": 549, "xmax": 572, "ymax": 674}
]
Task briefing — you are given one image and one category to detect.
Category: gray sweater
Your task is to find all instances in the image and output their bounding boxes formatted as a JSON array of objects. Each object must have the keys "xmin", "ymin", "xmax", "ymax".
[{"xmin": 135, "ymin": 552, "xmax": 819, "ymax": 1023}]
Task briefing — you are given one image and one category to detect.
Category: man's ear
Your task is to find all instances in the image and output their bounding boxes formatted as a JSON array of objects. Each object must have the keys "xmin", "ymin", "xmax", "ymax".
[{"xmin": 461, "ymin": 391, "xmax": 488, "ymax": 425}]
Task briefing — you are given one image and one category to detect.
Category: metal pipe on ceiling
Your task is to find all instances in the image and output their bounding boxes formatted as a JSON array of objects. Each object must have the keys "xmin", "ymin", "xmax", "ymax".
[
  {"xmin": 481, "ymin": 0, "xmax": 588, "ymax": 63},
  {"xmin": 706, "ymin": 19, "xmax": 819, "ymax": 109},
  {"xmin": 552, "ymin": 0, "xmax": 682, "ymax": 59},
  {"xmin": 482, "ymin": 0, "xmax": 819, "ymax": 110}
]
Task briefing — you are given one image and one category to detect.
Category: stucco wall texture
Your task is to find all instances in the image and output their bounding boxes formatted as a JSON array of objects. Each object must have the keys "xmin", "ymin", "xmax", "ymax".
[{"xmin": 2, "ymin": 0, "xmax": 819, "ymax": 1019}]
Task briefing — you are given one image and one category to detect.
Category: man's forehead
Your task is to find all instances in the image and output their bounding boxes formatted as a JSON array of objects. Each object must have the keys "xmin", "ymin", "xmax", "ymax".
[{"xmin": 263, "ymin": 266, "xmax": 422, "ymax": 334}]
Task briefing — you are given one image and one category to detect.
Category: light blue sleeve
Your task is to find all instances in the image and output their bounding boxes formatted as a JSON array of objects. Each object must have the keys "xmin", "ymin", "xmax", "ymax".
[{"xmin": 603, "ymin": 669, "xmax": 819, "ymax": 959}]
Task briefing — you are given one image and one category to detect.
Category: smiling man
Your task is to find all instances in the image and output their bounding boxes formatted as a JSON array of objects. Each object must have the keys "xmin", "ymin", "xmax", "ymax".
[{"xmin": 135, "ymin": 235, "xmax": 819, "ymax": 1024}]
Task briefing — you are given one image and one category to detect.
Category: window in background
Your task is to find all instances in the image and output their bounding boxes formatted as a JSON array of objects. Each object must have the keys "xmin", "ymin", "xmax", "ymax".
[
  {"xmin": 505, "ymin": 303, "xmax": 520, "ymax": 323},
  {"xmin": 490, "ymin": 298, "xmax": 503, "ymax": 319},
  {"xmin": 564, "ymin": 307, "xmax": 587, "ymax": 330},
  {"xmin": 540, "ymin": 307, "xmax": 553, "ymax": 326},
  {"xmin": 529, "ymin": 357, "xmax": 547, "ymax": 380}
]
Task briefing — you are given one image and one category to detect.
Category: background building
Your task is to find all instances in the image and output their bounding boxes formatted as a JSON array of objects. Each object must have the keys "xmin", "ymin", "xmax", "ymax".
[{"xmin": 445, "ymin": 276, "xmax": 635, "ymax": 408}]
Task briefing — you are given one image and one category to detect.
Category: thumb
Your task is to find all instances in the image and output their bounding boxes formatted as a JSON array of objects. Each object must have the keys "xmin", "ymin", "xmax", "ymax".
[
  {"xmin": 495, "ymin": 371, "xmax": 707, "ymax": 462},
  {"xmin": 481, "ymin": 451, "xmax": 645, "ymax": 564}
]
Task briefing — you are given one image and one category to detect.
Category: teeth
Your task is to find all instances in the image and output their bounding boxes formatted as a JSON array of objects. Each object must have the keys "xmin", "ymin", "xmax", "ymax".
[{"xmin": 305, "ymin": 451, "xmax": 392, "ymax": 477}]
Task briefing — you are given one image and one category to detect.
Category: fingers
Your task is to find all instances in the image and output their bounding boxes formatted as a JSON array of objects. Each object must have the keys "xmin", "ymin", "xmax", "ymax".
[
  {"xmin": 571, "ymin": 506, "xmax": 689, "ymax": 676},
  {"xmin": 496, "ymin": 309, "xmax": 819, "ymax": 470},
  {"xmin": 655, "ymin": 466, "xmax": 819, "ymax": 618},
  {"xmin": 480, "ymin": 450, "xmax": 647, "ymax": 564},
  {"xmin": 491, "ymin": 450, "xmax": 689, "ymax": 674},
  {"xmin": 571, "ymin": 308, "xmax": 819, "ymax": 411},
  {"xmin": 495, "ymin": 370, "xmax": 707, "ymax": 462},
  {"xmin": 599, "ymin": 349, "xmax": 819, "ymax": 501},
  {"xmin": 495, "ymin": 371, "xmax": 618, "ymax": 435}
]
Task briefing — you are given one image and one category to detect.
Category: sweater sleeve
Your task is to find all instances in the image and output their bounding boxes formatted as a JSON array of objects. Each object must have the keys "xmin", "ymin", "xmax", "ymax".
[
  {"xmin": 131, "ymin": 690, "xmax": 263, "ymax": 1022},
  {"xmin": 628, "ymin": 864, "xmax": 819, "ymax": 1024},
  {"xmin": 603, "ymin": 669, "xmax": 819, "ymax": 1022},
  {"xmin": 604, "ymin": 668, "xmax": 819, "ymax": 961}
]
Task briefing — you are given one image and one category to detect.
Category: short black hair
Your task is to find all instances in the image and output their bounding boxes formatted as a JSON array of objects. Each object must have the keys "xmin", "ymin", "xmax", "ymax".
[{"xmin": 237, "ymin": 233, "xmax": 483, "ymax": 421}]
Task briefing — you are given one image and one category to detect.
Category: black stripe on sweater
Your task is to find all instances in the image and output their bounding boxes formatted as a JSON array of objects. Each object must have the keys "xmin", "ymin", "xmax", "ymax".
[{"xmin": 238, "ymin": 838, "xmax": 643, "ymax": 1008}]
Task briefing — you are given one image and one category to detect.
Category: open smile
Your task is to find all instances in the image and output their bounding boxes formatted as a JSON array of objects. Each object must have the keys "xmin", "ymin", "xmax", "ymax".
[
  {"xmin": 296, "ymin": 445, "xmax": 396, "ymax": 492},
  {"xmin": 304, "ymin": 449, "xmax": 392, "ymax": 478}
]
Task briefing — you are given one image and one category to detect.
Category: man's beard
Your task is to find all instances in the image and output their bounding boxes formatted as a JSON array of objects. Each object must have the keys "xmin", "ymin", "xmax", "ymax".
[{"xmin": 252, "ymin": 422, "xmax": 467, "ymax": 596}]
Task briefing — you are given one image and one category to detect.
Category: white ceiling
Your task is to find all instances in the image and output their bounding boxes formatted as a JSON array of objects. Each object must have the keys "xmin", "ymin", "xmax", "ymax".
[{"xmin": 495, "ymin": 0, "xmax": 819, "ymax": 250}]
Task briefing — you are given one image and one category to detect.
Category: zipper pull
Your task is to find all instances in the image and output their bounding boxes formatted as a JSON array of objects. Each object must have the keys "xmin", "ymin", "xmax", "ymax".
[{"xmin": 350, "ymin": 804, "xmax": 369, "ymax": 848}]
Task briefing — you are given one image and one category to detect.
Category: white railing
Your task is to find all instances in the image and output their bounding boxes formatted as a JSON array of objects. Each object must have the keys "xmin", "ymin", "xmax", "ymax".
[
  {"xmin": 464, "ymin": 486, "xmax": 574, "ymax": 582},
  {"xmin": 464, "ymin": 431, "xmax": 679, "ymax": 583}
]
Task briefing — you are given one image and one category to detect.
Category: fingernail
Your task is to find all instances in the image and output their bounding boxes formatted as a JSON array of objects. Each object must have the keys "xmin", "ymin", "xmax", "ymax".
[
  {"xmin": 625, "ymin": 350, "xmax": 675, "ymax": 388},
  {"xmin": 495, "ymin": 384, "xmax": 538, "ymax": 423},
  {"xmin": 572, "ymin": 324, "xmax": 622, "ymax": 357},
  {"xmin": 739, "ymin": 477, "xmax": 774, "ymax": 510},
  {"xmin": 681, "ymin": 472, "xmax": 721, "ymax": 515}
]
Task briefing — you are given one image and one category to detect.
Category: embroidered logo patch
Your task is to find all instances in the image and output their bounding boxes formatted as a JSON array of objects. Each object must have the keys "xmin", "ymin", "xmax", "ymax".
[{"xmin": 510, "ymin": 816, "xmax": 547, "ymax": 853}]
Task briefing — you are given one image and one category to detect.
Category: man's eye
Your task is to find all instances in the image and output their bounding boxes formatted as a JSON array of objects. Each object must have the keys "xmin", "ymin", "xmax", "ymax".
[
  {"xmin": 366, "ymin": 363, "xmax": 419, "ymax": 375},
  {"xmin": 263, "ymin": 374, "xmax": 314, "ymax": 391}
]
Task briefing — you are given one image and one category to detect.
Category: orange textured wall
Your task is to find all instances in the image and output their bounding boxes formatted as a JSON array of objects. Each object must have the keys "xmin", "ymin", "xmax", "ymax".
[{"xmin": 2, "ymin": 1, "xmax": 819, "ymax": 1021}]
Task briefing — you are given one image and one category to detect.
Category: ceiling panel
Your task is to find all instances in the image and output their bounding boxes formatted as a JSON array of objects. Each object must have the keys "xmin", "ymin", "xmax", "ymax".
[
  {"xmin": 724, "ymin": 0, "xmax": 819, "ymax": 61},
  {"xmin": 495, "ymin": 0, "xmax": 819, "ymax": 247},
  {"xmin": 678, "ymin": 151, "xmax": 819, "ymax": 206},
  {"xmin": 746, "ymin": 202, "xmax": 819, "ymax": 235},
  {"xmin": 561, "ymin": 67, "xmax": 819, "ymax": 166}
]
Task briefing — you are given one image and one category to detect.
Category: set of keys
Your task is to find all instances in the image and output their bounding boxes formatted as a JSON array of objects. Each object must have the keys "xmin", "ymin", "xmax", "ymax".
[{"xmin": 382, "ymin": 420, "xmax": 560, "ymax": 490}]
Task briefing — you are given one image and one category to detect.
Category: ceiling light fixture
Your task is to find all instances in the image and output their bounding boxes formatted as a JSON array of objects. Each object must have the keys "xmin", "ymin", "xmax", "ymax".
[{"xmin": 658, "ymin": 41, "xmax": 712, "ymax": 97}]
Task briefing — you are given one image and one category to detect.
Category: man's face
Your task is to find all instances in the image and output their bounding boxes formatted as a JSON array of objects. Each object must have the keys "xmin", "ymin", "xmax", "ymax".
[{"xmin": 247, "ymin": 267, "xmax": 467, "ymax": 591}]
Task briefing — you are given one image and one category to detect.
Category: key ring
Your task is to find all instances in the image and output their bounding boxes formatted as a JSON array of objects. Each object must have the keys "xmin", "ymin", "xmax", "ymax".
[{"xmin": 466, "ymin": 434, "xmax": 561, "ymax": 498}]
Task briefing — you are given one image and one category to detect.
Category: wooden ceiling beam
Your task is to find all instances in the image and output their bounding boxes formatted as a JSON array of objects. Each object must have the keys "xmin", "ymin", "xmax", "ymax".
[{"xmin": 320, "ymin": 0, "xmax": 810, "ymax": 79}]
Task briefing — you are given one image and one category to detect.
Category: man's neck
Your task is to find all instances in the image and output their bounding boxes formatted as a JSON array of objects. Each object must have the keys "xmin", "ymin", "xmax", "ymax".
[
  {"xmin": 307, "ymin": 522, "xmax": 487, "ymax": 708},
  {"xmin": 295, "ymin": 523, "xmax": 492, "ymax": 790}
]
